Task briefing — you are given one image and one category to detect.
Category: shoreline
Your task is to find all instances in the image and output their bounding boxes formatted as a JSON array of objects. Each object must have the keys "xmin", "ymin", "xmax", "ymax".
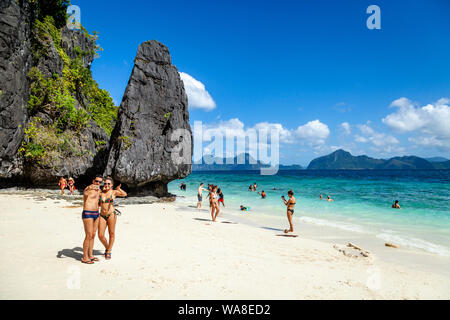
[
  {"xmin": 0, "ymin": 192, "xmax": 449, "ymax": 299},
  {"xmin": 171, "ymin": 196, "xmax": 450, "ymax": 278}
]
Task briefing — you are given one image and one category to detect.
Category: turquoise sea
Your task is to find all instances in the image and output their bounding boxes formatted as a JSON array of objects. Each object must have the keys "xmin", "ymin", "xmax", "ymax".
[{"xmin": 169, "ymin": 170, "xmax": 450, "ymax": 256}]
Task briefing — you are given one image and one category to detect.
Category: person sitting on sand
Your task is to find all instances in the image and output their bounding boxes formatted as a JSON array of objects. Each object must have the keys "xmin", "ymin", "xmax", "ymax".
[
  {"xmin": 97, "ymin": 177, "xmax": 127, "ymax": 260},
  {"xmin": 217, "ymin": 188, "xmax": 225, "ymax": 207},
  {"xmin": 392, "ymin": 200, "xmax": 400, "ymax": 209},
  {"xmin": 58, "ymin": 177, "xmax": 67, "ymax": 195},
  {"xmin": 81, "ymin": 174, "xmax": 103, "ymax": 264},
  {"xmin": 282, "ymin": 190, "xmax": 296, "ymax": 233},
  {"xmin": 326, "ymin": 195, "xmax": 334, "ymax": 202},
  {"xmin": 196, "ymin": 183, "xmax": 207, "ymax": 209},
  {"xmin": 68, "ymin": 177, "xmax": 75, "ymax": 195}
]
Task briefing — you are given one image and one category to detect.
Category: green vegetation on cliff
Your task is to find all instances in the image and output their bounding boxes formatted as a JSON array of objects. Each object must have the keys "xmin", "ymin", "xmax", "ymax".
[{"xmin": 21, "ymin": 3, "xmax": 117, "ymax": 164}]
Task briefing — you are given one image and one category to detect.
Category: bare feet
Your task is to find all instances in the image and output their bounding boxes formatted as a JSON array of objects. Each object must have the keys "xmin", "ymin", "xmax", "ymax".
[{"xmin": 284, "ymin": 229, "xmax": 293, "ymax": 233}]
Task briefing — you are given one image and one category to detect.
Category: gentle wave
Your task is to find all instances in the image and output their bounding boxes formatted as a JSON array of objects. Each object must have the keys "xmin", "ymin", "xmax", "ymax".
[
  {"xmin": 376, "ymin": 231, "xmax": 450, "ymax": 257},
  {"xmin": 299, "ymin": 216, "xmax": 368, "ymax": 234}
]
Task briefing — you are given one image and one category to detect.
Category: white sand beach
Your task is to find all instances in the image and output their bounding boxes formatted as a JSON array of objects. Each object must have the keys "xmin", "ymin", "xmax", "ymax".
[{"xmin": 0, "ymin": 192, "xmax": 449, "ymax": 300}]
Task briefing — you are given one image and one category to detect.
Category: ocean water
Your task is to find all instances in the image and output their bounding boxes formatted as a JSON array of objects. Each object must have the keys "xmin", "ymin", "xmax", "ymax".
[{"xmin": 168, "ymin": 170, "xmax": 450, "ymax": 256}]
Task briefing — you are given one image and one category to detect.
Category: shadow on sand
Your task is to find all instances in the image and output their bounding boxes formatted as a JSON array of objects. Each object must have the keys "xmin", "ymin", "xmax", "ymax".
[
  {"xmin": 261, "ymin": 226, "xmax": 284, "ymax": 232},
  {"xmin": 193, "ymin": 218, "xmax": 211, "ymax": 222},
  {"xmin": 56, "ymin": 247, "xmax": 104, "ymax": 261}
]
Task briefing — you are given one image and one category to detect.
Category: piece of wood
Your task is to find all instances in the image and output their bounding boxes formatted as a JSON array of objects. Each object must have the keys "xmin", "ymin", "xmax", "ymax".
[
  {"xmin": 385, "ymin": 242, "xmax": 398, "ymax": 248},
  {"xmin": 348, "ymin": 242, "xmax": 362, "ymax": 250}
]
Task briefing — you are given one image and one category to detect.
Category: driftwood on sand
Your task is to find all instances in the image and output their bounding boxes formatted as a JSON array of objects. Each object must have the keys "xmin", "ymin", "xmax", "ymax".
[{"xmin": 385, "ymin": 242, "xmax": 399, "ymax": 248}]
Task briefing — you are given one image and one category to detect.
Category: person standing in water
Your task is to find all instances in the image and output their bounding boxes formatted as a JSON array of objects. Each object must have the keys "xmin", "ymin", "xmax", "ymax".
[
  {"xmin": 81, "ymin": 175, "xmax": 103, "ymax": 264},
  {"xmin": 58, "ymin": 177, "xmax": 67, "ymax": 195},
  {"xmin": 392, "ymin": 200, "xmax": 401, "ymax": 209},
  {"xmin": 197, "ymin": 183, "xmax": 207, "ymax": 209},
  {"xmin": 282, "ymin": 190, "xmax": 296, "ymax": 233},
  {"xmin": 217, "ymin": 188, "xmax": 225, "ymax": 207},
  {"xmin": 97, "ymin": 177, "xmax": 127, "ymax": 260}
]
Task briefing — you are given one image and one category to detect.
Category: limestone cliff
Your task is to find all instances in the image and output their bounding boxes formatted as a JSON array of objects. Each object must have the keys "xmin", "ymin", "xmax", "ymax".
[{"xmin": 105, "ymin": 41, "xmax": 192, "ymax": 196}]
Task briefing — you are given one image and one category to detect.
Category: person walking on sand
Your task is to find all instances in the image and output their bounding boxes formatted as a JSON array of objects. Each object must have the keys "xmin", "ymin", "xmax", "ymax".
[
  {"xmin": 68, "ymin": 177, "xmax": 75, "ymax": 195},
  {"xmin": 282, "ymin": 190, "xmax": 296, "ymax": 233},
  {"xmin": 81, "ymin": 175, "xmax": 103, "ymax": 264},
  {"xmin": 58, "ymin": 177, "xmax": 67, "ymax": 195},
  {"xmin": 197, "ymin": 183, "xmax": 207, "ymax": 209},
  {"xmin": 97, "ymin": 177, "xmax": 127, "ymax": 260}
]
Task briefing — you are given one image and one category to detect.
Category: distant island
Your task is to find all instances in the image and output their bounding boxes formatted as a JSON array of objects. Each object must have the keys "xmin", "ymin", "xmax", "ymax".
[
  {"xmin": 192, "ymin": 150, "xmax": 449, "ymax": 171},
  {"xmin": 307, "ymin": 149, "xmax": 450, "ymax": 170},
  {"xmin": 192, "ymin": 153, "xmax": 303, "ymax": 171}
]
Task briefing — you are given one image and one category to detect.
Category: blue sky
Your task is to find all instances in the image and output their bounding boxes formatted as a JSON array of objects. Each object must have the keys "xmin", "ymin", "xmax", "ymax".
[{"xmin": 73, "ymin": 0, "xmax": 450, "ymax": 165}]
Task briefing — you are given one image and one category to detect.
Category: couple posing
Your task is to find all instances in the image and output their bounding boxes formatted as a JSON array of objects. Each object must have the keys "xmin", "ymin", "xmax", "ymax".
[{"xmin": 81, "ymin": 175, "xmax": 127, "ymax": 264}]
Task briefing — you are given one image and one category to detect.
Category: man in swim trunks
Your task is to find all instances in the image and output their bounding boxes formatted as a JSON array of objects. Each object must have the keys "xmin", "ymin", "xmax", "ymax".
[
  {"xmin": 197, "ymin": 183, "xmax": 206, "ymax": 209},
  {"xmin": 81, "ymin": 174, "xmax": 103, "ymax": 264},
  {"xmin": 282, "ymin": 190, "xmax": 296, "ymax": 233}
]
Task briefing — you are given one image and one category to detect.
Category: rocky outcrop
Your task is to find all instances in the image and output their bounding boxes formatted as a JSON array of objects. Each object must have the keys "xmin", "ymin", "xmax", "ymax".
[
  {"xmin": 0, "ymin": 0, "xmax": 34, "ymax": 179},
  {"xmin": 0, "ymin": 1, "xmax": 113, "ymax": 187},
  {"xmin": 105, "ymin": 41, "xmax": 192, "ymax": 196},
  {"xmin": 0, "ymin": 3, "xmax": 192, "ymax": 194}
]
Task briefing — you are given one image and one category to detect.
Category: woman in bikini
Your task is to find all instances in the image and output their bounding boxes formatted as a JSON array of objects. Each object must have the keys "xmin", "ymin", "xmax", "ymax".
[
  {"xmin": 210, "ymin": 185, "xmax": 220, "ymax": 222},
  {"xmin": 68, "ymin": 177, "xmax": 75, "ymax": 195},
  {"xmin": 97, "ymin": 177, "xmax": 127, "ymax": 260},
  {"xmin": 282, "ymin": 190, "xmax": 296, "ymax": 233}
]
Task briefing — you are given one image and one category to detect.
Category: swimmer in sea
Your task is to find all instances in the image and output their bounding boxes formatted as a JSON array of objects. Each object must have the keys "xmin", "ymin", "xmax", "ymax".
[
  {"xmin": 392, "ymin": 200, "xmax": 400, "ymax": 209},
  {"xmin": 326, "ymin": 195, "xmax": 334, "ymax": 202}
]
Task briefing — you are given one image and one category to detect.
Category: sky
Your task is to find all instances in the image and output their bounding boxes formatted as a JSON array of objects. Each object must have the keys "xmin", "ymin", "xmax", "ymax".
[{"xmin": 72, "ymin": 0, "xmax": 450, "ymax": 166}]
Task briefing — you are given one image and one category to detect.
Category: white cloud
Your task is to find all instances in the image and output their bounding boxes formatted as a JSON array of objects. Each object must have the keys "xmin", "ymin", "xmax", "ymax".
[
  {"xmin": 295, "ymin": 120, "xmax": 330, "ymax": 145},
  {"xmin": 195, "ymin": 118, "xmax": 331, "ymax": 159},
  {"xmin": 340, "ymin": 122, "xmax": 351, "ymax": 135},
  {"xmin": 179, "ymin": 72, "xmax": 216, "ymax": 111},
  {"xmin": 354, "ymin": 123, "xmax": 399, "ymax": 153},
  {"xmin": 382, "ymin": 97, "xmax": 450, "ymax": 150}
]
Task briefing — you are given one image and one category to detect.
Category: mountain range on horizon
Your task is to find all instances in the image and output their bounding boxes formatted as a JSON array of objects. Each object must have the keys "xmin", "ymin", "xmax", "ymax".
[{"xmin": 192, "ymin": 150, "xmax": 450, "ymax": 171}]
